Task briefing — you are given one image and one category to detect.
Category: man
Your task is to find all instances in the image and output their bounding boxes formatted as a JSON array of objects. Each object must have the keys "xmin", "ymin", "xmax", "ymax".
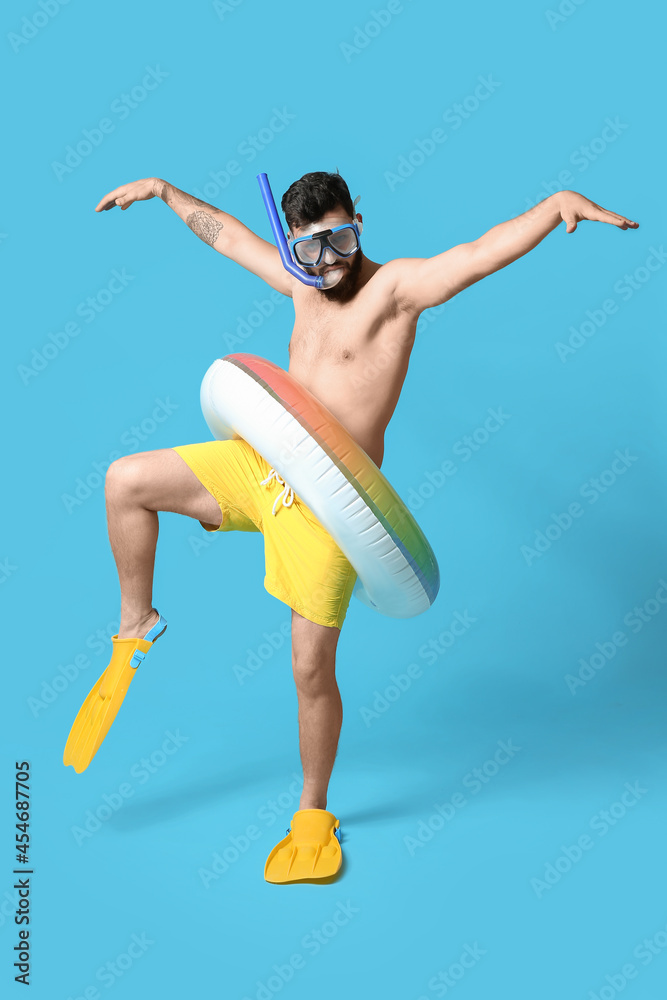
[{"xmin": 64, "ymin": 170, "xmax": 637, "ymax": 879}]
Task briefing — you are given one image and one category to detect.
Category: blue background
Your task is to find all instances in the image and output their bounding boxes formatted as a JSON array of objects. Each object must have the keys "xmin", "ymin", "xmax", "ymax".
[{"xmin": 3, "ymin": 0, "xmax": 666, "ymax": 997}]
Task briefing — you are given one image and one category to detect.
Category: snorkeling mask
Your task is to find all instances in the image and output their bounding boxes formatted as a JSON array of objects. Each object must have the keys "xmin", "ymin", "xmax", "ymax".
[
  {"xmin": 288, "ymin": 221, "xmax": 362, "ymax": 267},
  {"xmin": 257, "ymin": 172, "xmax": 362, "ymax": 289}
]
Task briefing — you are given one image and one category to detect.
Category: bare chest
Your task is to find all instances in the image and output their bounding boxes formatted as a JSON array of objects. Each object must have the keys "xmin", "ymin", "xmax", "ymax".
[
  {"xmin": 288, "ymin": 316, "xmax": 359, "ymax": 367},
  {"xmin": 287, "ymin": 286, "xmax": 412, "ymax": 367},
  {"xmin": 285, "ymin": 286, "xmax": 418, "ymax": 464}
]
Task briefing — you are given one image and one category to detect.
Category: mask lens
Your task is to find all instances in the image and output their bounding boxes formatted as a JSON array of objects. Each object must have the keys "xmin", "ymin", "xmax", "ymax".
[
  {"xmin": 329, "ymin": 227, "xmax": 358, "ymax": 255},
  {"xmin": 293, "ymin": 238, "xmax": 322, "ymax": 264}
]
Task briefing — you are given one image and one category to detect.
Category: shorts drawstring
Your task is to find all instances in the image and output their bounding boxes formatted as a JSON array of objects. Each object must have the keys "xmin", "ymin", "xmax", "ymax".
[{"xmin": 260, "ymin": 468, "xmax": 295, "ymax": 516}]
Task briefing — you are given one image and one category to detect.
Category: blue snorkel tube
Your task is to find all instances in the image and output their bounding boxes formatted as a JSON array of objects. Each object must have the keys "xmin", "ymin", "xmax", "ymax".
[{"xmin": 257, "ymin": 172, "xmax": 325, "ymax": 289}]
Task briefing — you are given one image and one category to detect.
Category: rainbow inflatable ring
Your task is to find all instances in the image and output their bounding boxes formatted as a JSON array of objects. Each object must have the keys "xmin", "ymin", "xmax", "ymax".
[{"xmin": 200, "ymin": 354, "xmax": 440, "ymax": 618}]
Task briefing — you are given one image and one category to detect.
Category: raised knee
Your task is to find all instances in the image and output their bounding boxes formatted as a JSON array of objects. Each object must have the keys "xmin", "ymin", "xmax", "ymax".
[{"xmin": 105, "ymin": 455, "xmax": 146, "ymax": 500}]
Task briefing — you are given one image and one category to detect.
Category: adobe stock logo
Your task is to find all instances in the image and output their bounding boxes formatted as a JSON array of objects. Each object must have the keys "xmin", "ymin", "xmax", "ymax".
[
  {"xmin": 212, "ymin": 0, "xmax": 245, "ymax": 20},
  {"xmin": 8, "ymin": 0, "xmax": 72, "ymax": 53},
  {"xmin": 384, "ymin": 75, "xmax": 502, "ymax": 191},
  {"xmin": 530, "ymin": 781, "xmax": 648, "ymax": 900},
  {"xmin": 555, "ymin": 246, "xmax": 667, "ymax": 363},
  {"xmin": 404, "ymin": 740, "xmax": 521, "ymax": 856},
  {"xmin": 18, "ymin": 269, "xmax": 135, "ymax": 385},
  {"xmin": 339, "ymin": 1, "xmax": 414, "ymax": 62},
  {"xmin": 189, "ymin": 107, "xmax": 296, "ymax": 203},
  {"xmin": 520, "ymin": 449, "xmax": 638, "ymax": 566},
  {"xmin": 545, "ymin": 0, "xmax": 590, "ymax": 31},
  {"xmin": 406, "ymin": 407, "xmax": 511, "ymax": 512},
  {"xmin": 60, "ymin": 397, "xmax": 179, "ymax": 514},
  {"xmin": 50, "ymin": 67, "xmax": 169, "ymax": 181},
  {"xmin": 0, "ymin": 558, "xmax": 18, "ymax": 586},
  {"xmin": 416, "ymin": 943, "xmax": 487, "ymax": 1000},
  {"xmin": 565, "ymin": 579, "xmax": 667, "ymax": 694}
]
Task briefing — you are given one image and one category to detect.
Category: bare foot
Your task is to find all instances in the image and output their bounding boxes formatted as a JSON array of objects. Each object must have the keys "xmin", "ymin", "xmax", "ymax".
[{"xmin": 117, "ymin": 608, "xmax": 161, "ymax": 640}]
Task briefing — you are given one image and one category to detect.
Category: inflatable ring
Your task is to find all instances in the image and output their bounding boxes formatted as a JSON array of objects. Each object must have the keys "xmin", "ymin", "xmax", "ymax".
[{"xmin": 200, "ymin": 354, "xmax": 440, "ymax": 618}]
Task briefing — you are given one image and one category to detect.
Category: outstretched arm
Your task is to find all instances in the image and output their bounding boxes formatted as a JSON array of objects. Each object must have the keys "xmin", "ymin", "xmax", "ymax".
[
  {"xmin": 94, "ymin": 177, "xmax": 293, "ymax": 296},
  {"xmin": 391, "ymin": 191, "xmax": 639, "ymax": 315}
]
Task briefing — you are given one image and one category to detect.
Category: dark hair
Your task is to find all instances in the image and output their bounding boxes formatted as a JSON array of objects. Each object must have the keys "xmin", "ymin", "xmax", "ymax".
[{"xmin": 281, "ymin": 171, "xmax": 355, "ymax": 232}]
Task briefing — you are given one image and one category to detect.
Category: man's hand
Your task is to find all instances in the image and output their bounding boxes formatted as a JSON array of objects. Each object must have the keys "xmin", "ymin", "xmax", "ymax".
[
  {"xmin": 95, "ymin": 178, "xmax": 159, "ymax": 212},
  {"xmin": 558, "ymin": 190, "xmax": 639, "ymax": 233},
  {"xmin": 93, "ymin": 176, "xmax": 294, "ymax": 297}
]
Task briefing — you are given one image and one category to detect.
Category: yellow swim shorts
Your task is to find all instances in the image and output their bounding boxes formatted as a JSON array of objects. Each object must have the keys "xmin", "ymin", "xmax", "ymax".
[{"xmin": 171, "ymin": 438, "xmax": 358, "ymax": 630}]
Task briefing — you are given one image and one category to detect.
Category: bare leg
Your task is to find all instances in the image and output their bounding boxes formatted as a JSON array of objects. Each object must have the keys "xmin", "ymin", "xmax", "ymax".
[
  {"xmin": 105, "ymin": 449, "xmax": 222, "ymax": 638},
  {"xmin": 290, "ymin": 609, "xmax": 344, "ymax": 810}
]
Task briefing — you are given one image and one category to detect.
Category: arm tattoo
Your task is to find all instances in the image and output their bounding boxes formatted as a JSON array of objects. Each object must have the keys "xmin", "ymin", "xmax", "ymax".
[
  {"xmin": 183, "ymin": 190, "xmax": 218, "ymax": 211},
  {"xmin": 186, "ymin": 211, "xmax": 224, "ymax": 247},
  {"xmin": 158, "ymin": 182, "xmax": 219, "ymax": 216}
]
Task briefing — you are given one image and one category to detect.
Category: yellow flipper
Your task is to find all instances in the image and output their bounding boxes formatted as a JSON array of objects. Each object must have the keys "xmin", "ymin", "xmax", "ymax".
[
  {"xmin": 264, "ymin": 809, "xmax": 342, "ymax": 884},
  {"xmin": 63, "ymin": 615, "xmax": 166, "ymax": 773}
]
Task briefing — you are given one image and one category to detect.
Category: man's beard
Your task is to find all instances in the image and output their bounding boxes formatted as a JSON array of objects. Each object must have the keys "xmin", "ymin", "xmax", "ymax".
[{"xmin": 307, "ymin": 250, "xmax": 364, "ymax": 303}]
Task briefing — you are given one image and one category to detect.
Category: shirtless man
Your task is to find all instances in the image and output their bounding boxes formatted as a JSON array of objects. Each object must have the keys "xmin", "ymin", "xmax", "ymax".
[{"xmin": 64, "ymin": 170, "xmax": 637, "ymax": 879}]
